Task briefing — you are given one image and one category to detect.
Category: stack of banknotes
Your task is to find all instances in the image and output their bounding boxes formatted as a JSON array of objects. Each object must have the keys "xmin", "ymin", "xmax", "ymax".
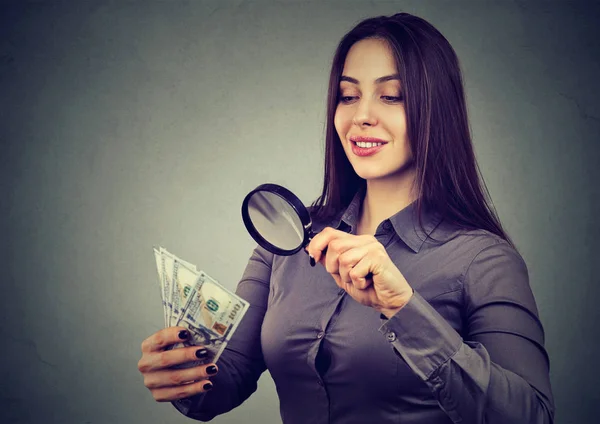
[{"xmin": 152, "ymin": 247, "xmax": 250, "ymax": 365}]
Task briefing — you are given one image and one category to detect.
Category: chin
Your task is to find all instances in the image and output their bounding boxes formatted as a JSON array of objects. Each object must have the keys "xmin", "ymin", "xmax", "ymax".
[
  {"xmin": 352, "ymin": 167, "xmax": 394, "ymax": 181},
  {"xmin": 352, "ymin": 161, "xmax": 416, "ymax": 182},
  {"xmin": 354, "ymin": 170, "xmax": 386, "ymax": 180}
]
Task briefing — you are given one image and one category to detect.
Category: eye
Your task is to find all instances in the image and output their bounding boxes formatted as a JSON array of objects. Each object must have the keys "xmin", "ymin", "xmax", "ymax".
[
  {"xmin": 381, "ymin": 95, "xmax": 404, "ymax": 103},
  {"xmin": 339, "ymin": 96, "xmax": 358, "ymax": 104}
]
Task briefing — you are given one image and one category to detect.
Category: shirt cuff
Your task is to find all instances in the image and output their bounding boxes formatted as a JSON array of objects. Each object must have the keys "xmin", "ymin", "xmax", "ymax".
[
  {"xmin": 172, "ymin": 393, "xmax": 206, "ymax": 416},
  {"xmin": 378, "ymin": 290, "xmax": 462, "ymax": 381}
]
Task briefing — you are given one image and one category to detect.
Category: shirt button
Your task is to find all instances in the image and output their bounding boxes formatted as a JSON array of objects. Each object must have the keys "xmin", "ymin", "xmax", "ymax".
[
  {"xmin": 386, "ymin": 331, "xmax": 397, "ymax": 342},
  {"xmin": 317, "ymin": 331, "xmax": 325, "ymax": 339},
  {"xmin": 383, "ymin": 221, "xmax": 392, "ymax": 231},
  {"xmin": 317, "ymin": 379, "xmax": 323, "ymax": 386}
]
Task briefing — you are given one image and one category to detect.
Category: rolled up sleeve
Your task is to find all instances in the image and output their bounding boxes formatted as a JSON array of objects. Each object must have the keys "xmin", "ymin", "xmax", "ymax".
[{"xmin": 379, "ymin": 241, "xmax": 555, "ymax": 424}]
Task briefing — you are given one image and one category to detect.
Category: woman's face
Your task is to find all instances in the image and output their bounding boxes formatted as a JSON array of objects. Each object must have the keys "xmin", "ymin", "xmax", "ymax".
[{"xmin": 334, "ymin": 38, "xmax": 414, "ymax": 182}]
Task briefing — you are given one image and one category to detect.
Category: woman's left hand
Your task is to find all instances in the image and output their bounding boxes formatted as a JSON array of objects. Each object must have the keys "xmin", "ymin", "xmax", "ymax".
[{"xmin": 306, "ymin": 227, "xmax": 414, "ymax": 318}]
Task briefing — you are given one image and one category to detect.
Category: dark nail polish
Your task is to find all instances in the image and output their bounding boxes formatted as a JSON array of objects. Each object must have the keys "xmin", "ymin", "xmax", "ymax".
[
  {"xmin": 195, "ymin": 348, "xmax": 208, "ymax": 359},
  {"xmin": 309, "ymin": 255, "xmax": 316, "ymax": 267},
  {"xmin": 178, "ymin": 330, "xmax": 189, "ymax": 340},
  {"xmin": 206, "ymin": 365, "xmax": 218, "ymax": 375},
  {"xmin": 203, "ymin": 382, "xmax": 213, "ymax": 391}
]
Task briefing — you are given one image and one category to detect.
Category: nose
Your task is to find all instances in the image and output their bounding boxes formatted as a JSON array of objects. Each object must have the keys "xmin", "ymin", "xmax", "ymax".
[{"xmin": 352, "ymin": 98, "xmax": 378, "ymax": 127}]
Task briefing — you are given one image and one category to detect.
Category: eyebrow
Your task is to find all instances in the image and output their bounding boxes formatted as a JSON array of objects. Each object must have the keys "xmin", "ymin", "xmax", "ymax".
[{"xmin": 340, "ymin": 74, "xmax": 401, "ymax": 84}]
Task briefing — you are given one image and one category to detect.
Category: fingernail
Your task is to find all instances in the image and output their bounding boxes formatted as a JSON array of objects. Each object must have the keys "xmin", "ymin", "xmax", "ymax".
[
  {"xmin": 206, "ymin": 365, "xmax": 218, "ymax": 375},
  {"xmin": 195, "ymin": 348, "xmax": 208, "ymax": 359},
  {"xmin": 203, "ymin": 382, "xmax": 213, "ymax": 391},
  {"xmin": 309, "ymin": 255, "xmax": 315, "ymax": 267},
  {"xmin": 178, "ymin": 330, "xmax": 189, "ymax": 340}
]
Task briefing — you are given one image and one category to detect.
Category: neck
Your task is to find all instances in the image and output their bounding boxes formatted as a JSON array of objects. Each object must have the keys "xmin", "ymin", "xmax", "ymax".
[{"xmin": 357, "ymin": 168, "xmax": 417, "ymax": 235}]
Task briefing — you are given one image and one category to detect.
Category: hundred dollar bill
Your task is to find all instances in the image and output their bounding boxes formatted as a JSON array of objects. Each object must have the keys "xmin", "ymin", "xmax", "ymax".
[
  {"xmin": 152, "ymin": 247, "xmax": 250, "ymax": 367},
  {"xmin": 170, "ymin": 257, "xmax": 200, "ymax": 327},
  {"xmin": 153, "ymin": 247, "xmax": 168, "ymax": 327},
  {"xmin": 154, "ymin": 247, "xmax": 201, "ymax": 327},
  {"xmin": 160, "ymin": 247, "xmax": 176, "ymax": 326},
  {"xmin": 169, "ymin": 259, "xmax": 201, "ymax": 356},
  {"xmin": 165, "ymin": 249, "xmax": 201, "ymax": 326},
  {"xmin": 176, "ymin": 271, "xmax": 249, "ymax": 365}
]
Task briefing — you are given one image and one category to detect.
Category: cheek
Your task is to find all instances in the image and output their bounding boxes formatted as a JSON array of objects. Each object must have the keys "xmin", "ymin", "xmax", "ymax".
[
  {"xmin": 334, "ymin": 108, "xmax": 350, "ymax": 139},
  {"xmin": 386, "ymin": 110, "xmax": 408, "ymax": 141}
]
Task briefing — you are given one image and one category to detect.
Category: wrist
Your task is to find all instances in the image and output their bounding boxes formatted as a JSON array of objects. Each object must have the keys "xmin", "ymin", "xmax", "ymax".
[{"xmin": 380, "ymin": 289, "xmax": 413, "ymax": 319}]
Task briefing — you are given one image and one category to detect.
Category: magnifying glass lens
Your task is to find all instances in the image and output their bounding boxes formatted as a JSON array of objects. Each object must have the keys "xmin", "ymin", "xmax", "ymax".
[{"xmin": 247, "ymin": 191, "xmax": 305, "ymax": 251}]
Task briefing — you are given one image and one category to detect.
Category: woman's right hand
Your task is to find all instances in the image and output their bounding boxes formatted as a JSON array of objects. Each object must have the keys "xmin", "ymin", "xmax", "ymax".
[{"xmin": 138, "ymin": 327, "xmax": 219, "ymax": 402}]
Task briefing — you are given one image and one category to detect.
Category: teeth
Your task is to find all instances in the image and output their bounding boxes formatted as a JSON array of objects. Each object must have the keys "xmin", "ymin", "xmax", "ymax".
[{"xmin": 355, "ymin": 141, "xmax": 383, "ymax": 148}]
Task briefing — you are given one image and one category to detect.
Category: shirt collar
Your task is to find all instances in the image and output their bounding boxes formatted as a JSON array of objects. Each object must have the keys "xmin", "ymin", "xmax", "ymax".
[{"xmin": 328, "ymin": 187, "xmax": 442, "ymax": 253}]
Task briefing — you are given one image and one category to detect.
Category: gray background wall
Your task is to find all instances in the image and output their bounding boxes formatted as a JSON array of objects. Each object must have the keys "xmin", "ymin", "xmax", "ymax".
[{"xmin": 1, "ymin": 1, "xmax": 598, "ymax": 423}]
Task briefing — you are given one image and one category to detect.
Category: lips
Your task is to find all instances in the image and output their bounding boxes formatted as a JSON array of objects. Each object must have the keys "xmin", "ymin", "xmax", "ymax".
[{"xmin": 349, "ymin": 136, "xmax": 388, "ymax": 157}]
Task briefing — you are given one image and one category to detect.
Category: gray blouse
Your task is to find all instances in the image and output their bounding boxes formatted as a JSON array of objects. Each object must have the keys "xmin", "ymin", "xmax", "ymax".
[{"xmin": 173, "ymin": 191, "xmax": 555, "ymax": 423}]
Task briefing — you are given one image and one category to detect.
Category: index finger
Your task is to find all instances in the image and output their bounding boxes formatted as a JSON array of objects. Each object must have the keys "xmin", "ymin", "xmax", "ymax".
[
  {"xmin": 308, "ymin": 227, "xmax": 349, "ymax": 263},
  {"xmin": 141, "ymin": 327, "xmax": 191, "ymax": 353}
]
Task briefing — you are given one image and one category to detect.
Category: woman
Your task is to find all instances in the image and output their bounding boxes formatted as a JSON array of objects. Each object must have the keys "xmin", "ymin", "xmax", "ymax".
[{"xmin": 138, "ymin": 13, "xmax": 555, "ymax": 423}]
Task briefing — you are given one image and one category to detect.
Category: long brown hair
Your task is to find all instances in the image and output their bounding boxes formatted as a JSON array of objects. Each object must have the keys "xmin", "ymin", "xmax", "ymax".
[{"xmin": 311, "ymin": 12, "xmax": 513, "ymax": 246}]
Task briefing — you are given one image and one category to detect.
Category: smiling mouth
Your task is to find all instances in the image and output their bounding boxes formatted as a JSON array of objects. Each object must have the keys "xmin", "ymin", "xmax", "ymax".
[
  {"xmin": 350, "ymin": 138, "xmax": 387, "ymax": 157},
  {"xmin": 353, "ymin": 141, "xmax": 385, "ymax": 148},
  {"xmin": 349, "ymin": 136, "xmax": 388, "ymax": 147}
]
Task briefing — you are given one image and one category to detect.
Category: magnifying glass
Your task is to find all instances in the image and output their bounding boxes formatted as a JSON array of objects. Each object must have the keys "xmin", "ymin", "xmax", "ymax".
[{"xmin": 241, "ymin": 183, "xmax": 316, "ymax": 256}]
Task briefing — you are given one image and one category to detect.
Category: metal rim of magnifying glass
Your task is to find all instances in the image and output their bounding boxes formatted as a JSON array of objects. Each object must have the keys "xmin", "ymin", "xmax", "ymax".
[{"xmin": 241, "ymin": 183, "xmax": 313, "ymax": 256}]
